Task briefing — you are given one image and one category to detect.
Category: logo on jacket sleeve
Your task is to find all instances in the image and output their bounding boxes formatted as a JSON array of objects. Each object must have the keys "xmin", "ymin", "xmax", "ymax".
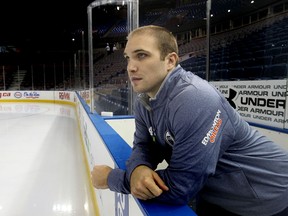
[
  {"xmin": 149, "ymin": 126, "xmax": 156, "ymax": 142},
  {"xmin": 202, "ymin": 109, "xmax": 222, "ymax": 145},
  {"xmin": 165, "ymin": 131, "xmax": 175, "ymax": 147}
]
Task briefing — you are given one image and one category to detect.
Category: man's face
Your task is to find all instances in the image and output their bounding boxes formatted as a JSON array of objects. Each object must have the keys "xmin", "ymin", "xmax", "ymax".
[{"xmin": 124, "ymin": 34, "xmax": 171, "ymax": 98}]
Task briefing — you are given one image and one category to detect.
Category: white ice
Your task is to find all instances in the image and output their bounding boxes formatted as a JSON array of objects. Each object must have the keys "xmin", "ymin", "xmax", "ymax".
[{"xmin": 0, "ymin": 102, "xmax": 96, "ymax": 216}]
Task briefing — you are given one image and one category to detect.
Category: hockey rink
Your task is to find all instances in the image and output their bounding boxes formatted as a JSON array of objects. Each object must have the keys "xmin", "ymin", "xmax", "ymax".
[
  {"xmin": 0, "ymin": 102, "xmax": 97, "ymax": 216},
  {"xmin": 0, "ymin": 101, "xmax": 287, "ymax": 216}
]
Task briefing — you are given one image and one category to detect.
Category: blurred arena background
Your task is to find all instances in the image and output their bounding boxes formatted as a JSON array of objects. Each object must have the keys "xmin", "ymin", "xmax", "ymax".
[{"xmin": 0, "ymin": 0, "xmax": 287, "ymax": 116}]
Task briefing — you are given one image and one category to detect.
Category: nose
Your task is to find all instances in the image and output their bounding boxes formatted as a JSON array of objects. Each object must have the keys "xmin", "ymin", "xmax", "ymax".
[{"xmin": 127, "ymin": 60, "xmax": 137, "ymax": 73}]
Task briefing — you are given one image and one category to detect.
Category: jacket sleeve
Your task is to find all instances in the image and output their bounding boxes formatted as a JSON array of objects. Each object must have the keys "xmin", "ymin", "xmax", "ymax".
[
  {"xmin": 107, "ymin": 168, "xmax": 130, "ymax": 194},
  {"xmin": 153, "ymin": 86, "xmax": 233, "ymax": 205},
  {"xmin": 107, "ymin": 102, "xmax": 166, "ymax": 194}
]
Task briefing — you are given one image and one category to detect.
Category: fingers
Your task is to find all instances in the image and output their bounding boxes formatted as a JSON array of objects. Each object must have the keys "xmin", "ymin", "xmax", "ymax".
[
  {"xmin": 91, "ymin": 165, "xmax": 112, "ymax": 189},
  {"xmin": 152, "ymin": 172, "xmax": 169, "ymax": 192},
  {"xmin": 130, "ymin": 168, "xmax": 169, "ymax": 200},
  {"xmin": 131, "ymin": 178, "xmax": 159, "ymax": 200},
  {"xmin": 132, "ymin": 187, "xmax": 156, "ymax": 200}
]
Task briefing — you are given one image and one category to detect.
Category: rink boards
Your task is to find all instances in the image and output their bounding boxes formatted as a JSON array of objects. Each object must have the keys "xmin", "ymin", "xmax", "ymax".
[
  {"xmin": 1, "ymin": 81, "xmax": 287, "ymax": 215},
  {"xmin": 0, "ymin": 90, "xmax": 196, "ymax": 216}
]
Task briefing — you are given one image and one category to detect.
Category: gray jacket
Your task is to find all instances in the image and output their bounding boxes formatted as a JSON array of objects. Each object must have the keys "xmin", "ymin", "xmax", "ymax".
[{"xmin": 108, "ymin": 65, "xmax": 288, "ymax": 216}]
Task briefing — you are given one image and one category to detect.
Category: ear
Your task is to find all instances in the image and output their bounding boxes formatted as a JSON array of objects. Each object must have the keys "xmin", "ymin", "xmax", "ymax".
[{"xmin": 166, "ymin": 52, "xmax": 178, "ymax": 70}]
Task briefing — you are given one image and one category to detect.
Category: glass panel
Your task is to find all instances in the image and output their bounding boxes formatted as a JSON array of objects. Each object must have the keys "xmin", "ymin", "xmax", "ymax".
[{"xmin": 1, "ymin": 0, "xmax": 287, "ymax": 120}]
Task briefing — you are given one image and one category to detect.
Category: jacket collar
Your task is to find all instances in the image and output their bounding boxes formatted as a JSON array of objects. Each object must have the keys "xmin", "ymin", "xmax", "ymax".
[{"xmin": 137, "ymin": 65, "xmax": 182, "ymax": 111}]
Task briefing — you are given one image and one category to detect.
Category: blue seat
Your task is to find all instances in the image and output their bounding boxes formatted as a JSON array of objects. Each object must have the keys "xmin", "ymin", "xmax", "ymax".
[
  {"xmin": 273, "ymin": 54, "xmax": 288, "ymax": 64},
  {"xmin": 254, "ymin": 56, "xmax": 273, "ymax": 66},
  {"xmin": 244, "ymin": 66, "xmax": 263, "ymax": 79},
  {"xmin": 263, "ymin": 63, "xmax": 288, "ymax": 79},
  {"xmin": 229, "ymin": 67, "xmax": 246, "ymax": 80},
  {"xmin": 265, "ymin": 47, "xmax": 282, "ymax": 56}
]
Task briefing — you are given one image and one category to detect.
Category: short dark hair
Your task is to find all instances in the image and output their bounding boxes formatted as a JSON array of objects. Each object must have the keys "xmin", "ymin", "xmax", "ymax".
[{"xmin": 127, "ymin": 25, "xmax": 179, "ymax": 62}]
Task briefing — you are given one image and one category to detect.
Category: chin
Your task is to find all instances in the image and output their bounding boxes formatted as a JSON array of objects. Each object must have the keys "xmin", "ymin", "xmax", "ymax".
[{"xmin": 132, "ymin": 87, "xmax": 142, "ymax": 93}]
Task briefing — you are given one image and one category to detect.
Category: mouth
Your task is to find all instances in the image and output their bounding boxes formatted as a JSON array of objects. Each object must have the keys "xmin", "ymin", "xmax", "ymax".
[{"xmin": 130, "ymin": 76, "xmax": 142, "ymax": 84}]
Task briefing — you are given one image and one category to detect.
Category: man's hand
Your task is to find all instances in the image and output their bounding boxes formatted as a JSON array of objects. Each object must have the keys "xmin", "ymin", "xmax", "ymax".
[
  {"xmin": 130, "ymin": 165, "xmax": 169, "ymax": 200},
  {"xmin": 91, "ymin": 165, "xmax": 112, "ymax": 189}
]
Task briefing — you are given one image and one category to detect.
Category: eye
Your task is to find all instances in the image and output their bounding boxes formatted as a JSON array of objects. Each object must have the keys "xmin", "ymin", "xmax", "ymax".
[
  {"xmin": 137, "ymin": 53, "xmax": 147, "ymax": 60},
  {"xmin": 124, "ymin": 55, "xmax": 129, "ymax": 62}
]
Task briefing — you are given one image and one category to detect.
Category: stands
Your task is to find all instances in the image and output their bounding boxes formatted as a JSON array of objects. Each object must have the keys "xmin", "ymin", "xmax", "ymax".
[{"xmin": 1, "ymin": 0, "xmax": 288, "ymax": 115}]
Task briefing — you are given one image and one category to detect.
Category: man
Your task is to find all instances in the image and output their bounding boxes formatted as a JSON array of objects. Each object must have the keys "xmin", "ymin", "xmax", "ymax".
[{"xmin": 91, "ymin": 25, "xmax": 288, "ymax": 216}]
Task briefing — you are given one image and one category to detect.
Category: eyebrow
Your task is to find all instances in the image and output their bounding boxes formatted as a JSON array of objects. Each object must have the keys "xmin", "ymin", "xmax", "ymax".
[
  {"xmin": 123, "ymin": 49, "xmax": 149, "ymax": 57},
  {"xmin": 133, "ymin": 49, "xmax": 147, "ymax": 53}
]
